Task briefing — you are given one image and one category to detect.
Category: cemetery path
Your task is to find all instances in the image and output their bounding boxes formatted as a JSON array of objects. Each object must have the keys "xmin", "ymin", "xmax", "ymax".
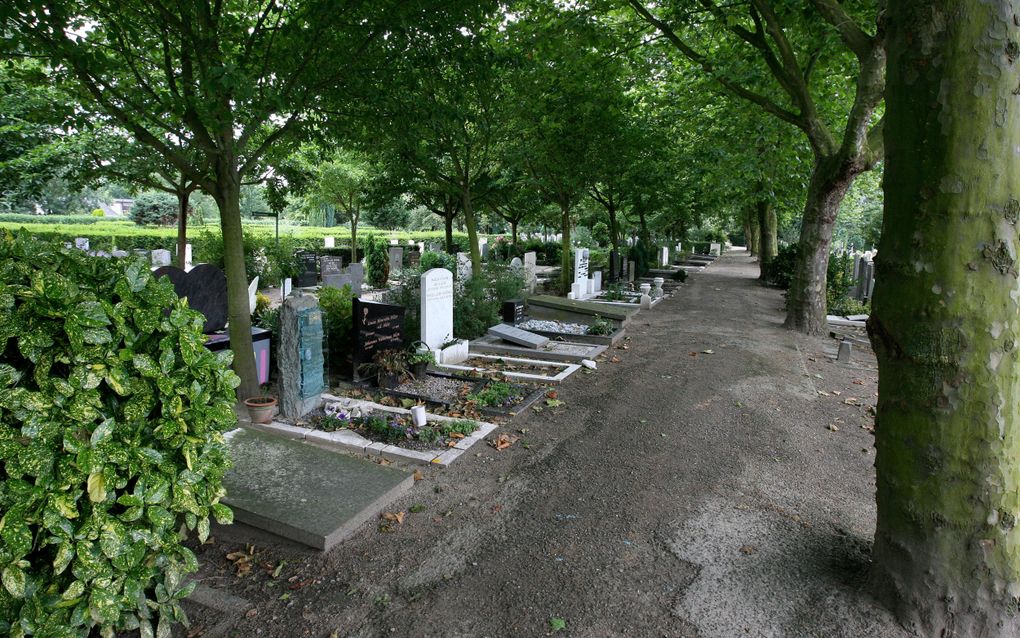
[{"xmin": 194, "ymin": 249, "xmax": 909, "ymax": 638}]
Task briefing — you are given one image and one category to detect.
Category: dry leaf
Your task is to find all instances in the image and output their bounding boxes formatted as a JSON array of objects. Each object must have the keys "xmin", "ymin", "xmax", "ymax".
[
  {"xmin": 546, "ymin": 390, "xmax": 558, "ymax": 399},
  {"xmin": 828, "ymin": 424, "xmax": 839, "ymax": 432},
  {"xmin": 610, "ymin": 356, "xmax": 621, "ymax": 363},
  {"xmin": 413, "ymin": 470, "xmax": 424, "ymax": 481},
  {"xmin": 739, "ymin": 545, "xmax": 756, "ymax": 555},
  {"xmin": 491, "ymin": 434, "xmax": 519, "ymax": 450},
  {"xmin": 446, "ymin": 440, "xmax": 458, "ymax": 447},
  {"xmin": 852, "ymin": 379, "xmax": 866, "ymax": 385},
  {"xmin": 843, "ymin": 398, "xmax": 859, "ymax": 405},
  {"xmin": 448, "ymin": 432, "xmax": 466, "ymax": 439},
  {"xmin": 381, "ymin": 511, "xmax": 406, "ymax": 524},
  {"xmin": 245, "ymin": 609, "xmax": 258, "ymax": 618}
]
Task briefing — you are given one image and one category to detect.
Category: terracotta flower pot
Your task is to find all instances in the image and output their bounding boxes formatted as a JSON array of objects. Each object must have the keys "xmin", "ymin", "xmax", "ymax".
[{"xmin": 244, "ymin": 396, "xmax": 277, "ymax": 424}]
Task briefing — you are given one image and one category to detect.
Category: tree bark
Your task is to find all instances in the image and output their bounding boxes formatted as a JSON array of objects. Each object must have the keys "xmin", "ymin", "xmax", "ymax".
[
  {"xmin": 461, "ymin": 186, "xmax": 482, "ymax": 276},
  {"xmin": 559, "ymin": 202, "xmax": 572, "ymax": 296},
  {"xmin": 868, "ymin": 4, "xmax": 1020, "ymax": 635},
  {"xmin": 214, "ymin": 162, "xmax": 259, "ymax": 400},
  {"xmin": 176, "ymin": 189, "xmax": 190, "ymax": 269},
  {"xmin": 349, "ymin": 210, "xmax": 359, "ymax": 264},
  {"xmin": 608, "ymin": 203, "xmax": 620, "ymax": 253},
  {"xmin": 783, "ymin": 157, "xmax": 854, "ymax": 334},
  {"xmin": 757, "ymin": 194, "xmax": 777, "ymax": 280},
  {"xmin": 511, "ymin": 219, "xmax": 519, "ymax": 245},
  {"xmin": 444, "ymin": 206, "xmax": 455, "ymax": 254}
]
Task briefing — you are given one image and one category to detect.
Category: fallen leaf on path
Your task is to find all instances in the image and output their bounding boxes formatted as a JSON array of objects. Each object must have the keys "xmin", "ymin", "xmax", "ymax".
[
  {"xmin": 689, "ymin": 352, "xmax": 698, "ymax": 357},
  {"xmin": 610, "ymin": 356, "xmax": 621, "ymax": 363},
  {"xmin": 245, "ymin": 609, "xmax": 258, "ymax": 618},
  {"xmin": 852, "ymin": 379, "xmax": 866, "ymax": 385},
  {"xmin": 843, "ymin": 398, "xmax": 859, "ymax": 405},
  {"xmin": 448, "ymin": 432, "xmax": 466, "ymax": 439},
  {"xmin": 491, "ymin": 434, "xmax": 520, "ymax": 450},
  {"xmin": 381, "ymin": 511, "xmax": 406, "ymax": 524},
  {"xmin": 739, "ymin": 545, "xmax": 757, "ymax": 555},
  {"xmin": 546, "ymin": 390, "xmax": 558, "ymax": 399},
  {"xmin": 828, "ymin": 424, "xmax": 840, "ymax": 431},
  {"xmin": 413, "ymin": 470, "xmax": 424, "ymax": 481}
]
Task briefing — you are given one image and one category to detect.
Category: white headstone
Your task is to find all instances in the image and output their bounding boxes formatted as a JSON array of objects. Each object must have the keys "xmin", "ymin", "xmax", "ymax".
[
  {"xmin": 324, "ymin": 236, "xmax": 335, "ymax": 248},
  {"xmin": 456, "ymin": 253, "xmax": 472, "ymax": 280},
  {"xmin": 571, "ymin": 281, "xmax": 584, "ymax": 299},
  {"xmin": 74, "ymin": 237, "xmax": 89, "ymax": 251},
  {"xmin": 151, "ymin": 249, "xmax": 172, "ymax": 267},
  {"xmin": 184, "ymin": 244, "xmax": 193, "ymax": 270},
  {"xmin": 660, "ymin": 247, "xmax": 669, "ymax": 267},
  {"xmin": 709, "ymin": 242, "xmax": 722, "ymax": 256},
  {"xmin": 421, "ymin": 268, "xmax": 455, "ymax": 351},
  {"xmin": 586, "ymin": 278, "xmax": 594, "ymax": 295},
  {"xmin": 510, "ymin": 256, "xmax": 523, "ymax": 270},
  {"xmin": 282, "ymin": 278, "xmax": 292, "ymax": 299},
  {"xmin": 574, "ymin": 248, "xmax": 589, "ymax": 283},
  {"xmin": 248, "ymin": 277, "xmax": 260, "ymax": 315},
  {"xmin": 523, "ymin": 251, "xmax": 538, "ymax": 293},
  {"xmin": 390, "ymin": 239, "xmax": 399, "ymax": 245},
  {"xmin": 593, "ymin": 271, "xmax": 602, "ymax": 292}
]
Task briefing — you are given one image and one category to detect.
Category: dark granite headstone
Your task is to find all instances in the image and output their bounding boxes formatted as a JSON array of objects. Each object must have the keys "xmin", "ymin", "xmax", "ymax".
[
  {"xmin": 352, "ymin": 298, "xmax": 404, "ymax": 381},
  {"xmin": 320, "ymin": 255, "xmax": 344, "ymax": 288},
  {"xmin": 502, "ymin": 299, "xmax": 524, "ymax": 325},
  {"xmin": 153, "ymin": 264, "xmax": 228, "ymax": 333},
  {"xmin": 407, "ymin": 251, "xmax": 421, "ymax": 268},
  {"xmin": 296, "ymin": 251, "xmax": 318, "ymax": 287},
  {"xmin": 609, "ymin": 250, "xmax": 621, "ymax": 282}
]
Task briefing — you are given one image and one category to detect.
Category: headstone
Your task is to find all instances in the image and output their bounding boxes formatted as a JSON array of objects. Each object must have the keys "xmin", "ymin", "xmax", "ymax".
[
  {"xmin": 609, "ymin": 250, "xmax": 621, "ymax": 282},
  {"xmin": 407, "ymin": 250, "xmax": 421, "ymax": 269},
  {"xmin": 320, "ymin": 255, "xmax": 345, "ymax": 288},
  {"xmin": 111, "ymin": 249, "xmax": 129, "ymax": 258},
  {"xmin": 282, "ymin": 278, "xmax": 293, "ymax": 300},
  {"xmin": 279, "ymin": 292, "xmax": 325, "ymax": 417},
  {"xmin": 627, "ymin": 261, "xmax": 636, "ymax": 283},
  {"xmin": 502, "ymin": 299, "xmax": 524, "ymax": 325},
  {"xmin": 837, "ymin": 340, "xmax": 852, "ymax": 363},
  {"xmin": 481, "ymin": 242, "xmax": 490, "ymax": 260},
  {"xmin": 296, "ymin": 251, "xmax": 318, "ymax": 287},
  {"xmin": 348, "ymin": 263, "xmax": 365, "ymax": 295},
  {"xmin": 74, "ymin": 237, "xmax": 89, "ymax": 251},
  {"xmin": 487, "ymin": 323, "xmax": 549, "ymax": 349},
  {"xmin": 571, "ymin": 281, "xmax": 584, "ymax": 299},
  {"xmin": 593, "ymin": 271, "xmax": 602, "ymax": 293},
  {"xmin": 660, "ymin": 247, "xmax": 669, "ymax": 267},
  {"xmin": 510, "ymin": 256, "xmax": 523, "ymax": 270},
  {"xmin": 388, "ymin": 247, "xmax": 403, "ymax": 276},
  {"xmin": 151, "ymin": 249, "xmax": 172, "ymax": 267},
  {"xmin": 574, "ymin": 248, "xmax": 590, "ymax": 283},
  {"xmin": 153, "ymin": 264, "xmax": 228, "ymax": 333},
  {"xmin": 709, "ymin": 242, "xmax": 722, "ymax": 256},
  {"xmin": 421, "ymin": 268, "xmax": 454, "ymax": 351},
  {"xmin": 390, "ymin": 239, "xmax": 399, "ymax": 245},
  {"xmin": 324, "ymin": 236, "xmax": 335, "ymax": 248},
  {"xmin": 456, "ymin": 253, "xmax": 472, "ymax": 280},
  {"xmin": 248, "ymin": 277, "xmax": 260, "ymax": 315},
  {"xmin": 523, "ymin": 252, "xmax": 537, "ymax": 293},
  {"xmin": 352, "ymin": 298, "xmax": 405, "ymax": 382}
]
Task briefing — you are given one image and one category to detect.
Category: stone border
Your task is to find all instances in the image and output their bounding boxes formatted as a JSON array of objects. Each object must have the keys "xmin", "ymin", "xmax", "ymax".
[
  {"xmin": 245, "ymin": 395, "xmax": 497, "ymax": 467},
  {"xmin": 469, "ymin": 335, "xmax": 608, "ymax": 363},
  {"xmin": 477, "ymin": 384, "xmax": 548, "ymax": 419},
  {"xmin": 436, "ymin": 354, "xmax": 581, "ymax": 385}
]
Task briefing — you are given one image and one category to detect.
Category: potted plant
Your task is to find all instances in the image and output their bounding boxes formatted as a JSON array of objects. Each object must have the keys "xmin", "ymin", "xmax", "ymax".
[
  {"xmin": 359, "ymin": 348, "xmax": 409, "ymax": 389},
  {"xmin": 407, "ymin": 342, "xmax": 435, "ymax": 379},
  {"xmin": 244, "ymin": 385, "xmax": 277, "ymax": 424}
]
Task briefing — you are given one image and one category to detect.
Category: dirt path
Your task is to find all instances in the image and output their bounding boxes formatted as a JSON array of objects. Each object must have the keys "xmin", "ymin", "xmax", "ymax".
[{"xmin": 190, "ymin": 249, "xmax": 909, "ymax": 638}]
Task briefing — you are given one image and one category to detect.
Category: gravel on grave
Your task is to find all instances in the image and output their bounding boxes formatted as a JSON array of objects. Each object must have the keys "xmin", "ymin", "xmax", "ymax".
[
  {"xmin": 391, "ymin": 376, "xmax": 474, "ymax": 403},
  {"xmin": 518, "ymin": 318, "xmax": 590, "ymax": 335},
  {"xmin": 277, "ymin": 405, "xmax": 469, "ymax": 452}
]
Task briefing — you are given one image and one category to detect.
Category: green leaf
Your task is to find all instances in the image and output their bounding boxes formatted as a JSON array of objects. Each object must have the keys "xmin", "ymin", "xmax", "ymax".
[
  {"xmin": 90, "ymin": 418, "xmax": 115, "ymax": 446},
  {"xmin": 87, "ymin": 472, "xmax": 106, "ymax": 503},
  {"xmin": 2, "ymin": 565, "xmax": 26, "ymax": 598},
  {"xmin": 133, "ymin": 354, "xmax": 159, "ymax": 377},
  {"xmin": 53, "ymin": 542, "xmax": 74, "ymax": 575},
  {"xmin": 549, "ymin": 617, "xmax": 566, "ymax": 633},
  {"xmin": 210, "ymin": 503, "xmax": 233, "ymax": 525},
  {"xmin": 197, "ymin": 517, "xmax": 210, "ymax": 543},
  {"xmin": 74, "ymin": 300, "xmax": 110, "ymax": 328}
]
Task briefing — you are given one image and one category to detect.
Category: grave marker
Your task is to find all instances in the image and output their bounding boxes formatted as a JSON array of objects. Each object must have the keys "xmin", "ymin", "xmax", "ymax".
[
  {"xmin": 151, "ymin": 249, "xmax": 172, "ymax": 267},
  {"xmin": 502, "ymin": 299, "xmax": 525, "ymax": 325},
  {"xmin": 407, "ymin": 250, "xmax": 421, "ymax": 268},
  {"xmin": 279, "ymin": 292, "xmax": 325, "ymax": 417},
  {"xmin": 574, "ymin": 248, "xmax": 589, "ymax": 282},
  {"xmin": 324, "ymin": 236, "xmax": 335, "ymax": 248},
  {"xmin": 352, "ymin": 298, "xmax": 405, "ymax": 382},
  {"xmin": 388, "ymin": 247, "xmax": 403, "ymax": 276},
  {"xmin": 320, "ymin": 255, "xmax": 345, "ymax": 288},
  {"xmin": 487, "ymin": 323, "xmax": 549, "ymax": 349},
  {"xmin": 153, "ymin": 264, "xmax": 228, "ymax": 333},
  {"xmin": 74, "ymin": 237, "xmax": 90, "ymax": 251},
  {"xmin": 296, "ymin": 251, "xmax": 318, "ymax": 287},
  {"xmin": 421, "ymin": 268, "xmax": 454, "ymax": 351}
]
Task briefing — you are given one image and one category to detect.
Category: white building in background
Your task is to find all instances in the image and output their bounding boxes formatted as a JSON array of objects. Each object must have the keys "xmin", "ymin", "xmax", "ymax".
[{"xmin": 101, "ymin": 198, "xmax": 134, "ymax": 217}]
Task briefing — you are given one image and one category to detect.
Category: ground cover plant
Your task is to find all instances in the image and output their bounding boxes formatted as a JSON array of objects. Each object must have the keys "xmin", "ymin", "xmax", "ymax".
[
  {"xmin": 0, "ymin": 234, "xmax": 239, "ymax": 637},
  {"xmin": 313, "ymin": 403, "xmax": 478, "ymax": 449}
]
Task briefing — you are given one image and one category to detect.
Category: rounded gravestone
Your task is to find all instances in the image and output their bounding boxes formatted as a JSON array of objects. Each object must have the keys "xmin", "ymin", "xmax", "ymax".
[{"xmin": 153, "ymin": 264, "xmax": 228, "ymax": 333}]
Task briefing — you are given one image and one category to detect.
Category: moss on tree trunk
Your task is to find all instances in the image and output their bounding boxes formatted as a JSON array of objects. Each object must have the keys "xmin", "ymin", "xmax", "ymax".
[{"xmin": 869, "ymin": 3, "xmax": 1020, "ymax": 635}]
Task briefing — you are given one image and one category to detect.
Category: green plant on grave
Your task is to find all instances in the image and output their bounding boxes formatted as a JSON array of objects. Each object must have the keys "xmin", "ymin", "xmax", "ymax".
[
  {"xmin": 671, "ymin": 269, "xmax": 688, "ymax": 283},
  {"xmin": 588, "ymin": 314, "xmax": 614, "ymax": 336},
  {"xmin": 406, "ymin": 348, "xmax": 435, "ymax": 366},
  {"xmin": 440, "ymin": 419, "xmax": 479, "ymax": 437},
  {"xmin": 317, "ymin": 284, "xmax": 354, "ymax": 371},
  {"xmin": 365, "ymin": 236, "xmax": 389, "ymax": 289},
  {"xmin": 0, "ymin": 233, "xmax": 239, "ymax": 638},
  {"xmin": 604, "ymin": 283, "xmax": 626, "ymax": 301},
  {"xmin": 468, "ymin": 381, "xmax": 525, "ymax": 408}
]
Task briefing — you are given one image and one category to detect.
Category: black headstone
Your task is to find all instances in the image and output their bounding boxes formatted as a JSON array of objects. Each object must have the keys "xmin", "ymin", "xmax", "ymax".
[
  {"xmin": 153, "ymin": 264, "xmax": 228, "ymax": 333},
  {"xmin": 502, "ymin": 299, "xmax": 524, "ymax": 325},
  {"xmin": 407, "ymin": 251, "xmax": 421, "ymax": 268},
  {"xmin": 320, "ymin": 255, "xmax": 344, "ymax": 288},
  {"xmin": 351, "ymin": 298, "xmax": 405, "ymax": 381},
  {"xmin": 609, "ymin": 250, "xmax": 621, "ymax": 282},
  {"xmin": 296, "ymin": 251, "xmax": 318, "ymax": 287}
]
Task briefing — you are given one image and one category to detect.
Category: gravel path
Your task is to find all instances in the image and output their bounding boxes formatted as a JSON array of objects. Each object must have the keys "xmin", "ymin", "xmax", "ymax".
[{"xmin": 189, "ymin": 249, "xmax": 908, "ymax": 638}]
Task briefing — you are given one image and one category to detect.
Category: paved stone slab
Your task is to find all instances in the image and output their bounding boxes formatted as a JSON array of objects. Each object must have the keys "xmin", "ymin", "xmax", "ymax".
[
  {"xmin": 487, "ymin": 323, "xmax": 549, "ymax": 349},
  {"xmin": 223, "ymin": 428, "xmax": 413, "ymax": 551},
  {"xmin": 470, "ymin": 334, "xmax": 607, "ymax": 363},
  {"xmin": 527, "ymin": 295, "xmax": 635, "ymax": 322}
]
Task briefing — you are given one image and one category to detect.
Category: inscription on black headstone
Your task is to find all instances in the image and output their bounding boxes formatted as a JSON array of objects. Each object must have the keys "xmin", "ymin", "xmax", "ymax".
[
  {"xmin": 502, "ymin": 299, "xmax": 524, "ymax": 325},
  {"xmin": 352, "ymin": 298, "xmax": 405, "ymax": 381},
  {"xmin": 320, "ymin": 255, "xmax": 343, "ymax": 277},
  {"xmin": 407, "ymin": 250, "xmax": 421, "ymax": 268},
  {"xmin": 296, "ymin": 251, "xmax": 318, "ymax": 287}
]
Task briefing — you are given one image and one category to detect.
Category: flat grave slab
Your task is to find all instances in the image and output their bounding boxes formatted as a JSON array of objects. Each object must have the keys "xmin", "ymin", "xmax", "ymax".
[
  {"xmin": 249, "ymin": 395, "xmax": 498, "ymax": 467},
  {"xmin": 471, "ymin": 333, "xmax": 607, "ymax": 362},
  {"xmin": 437, "ymin": 354, "xmax": 581, "ymax": 385},
  {"xmin": 527, "ymin": 295, "xmax": 635, "ymax": 323},
  {"xmin": 487, "ymin": 323, "xmax": 549, "ymax": 349},
  {"xmin": 223, "ymin": 428, "xmax": 413, "ymax": 551}
]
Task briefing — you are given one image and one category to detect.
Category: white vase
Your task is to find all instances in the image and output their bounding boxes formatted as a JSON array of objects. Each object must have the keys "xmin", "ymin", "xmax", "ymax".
[{"xmin": 411, "ymin": 405, "xmax": 427, "ymax": 427}]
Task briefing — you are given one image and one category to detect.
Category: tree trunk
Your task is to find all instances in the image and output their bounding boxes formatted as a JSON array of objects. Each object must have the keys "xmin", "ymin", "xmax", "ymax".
[
  {"xmin": 349, "ymin": 210, "xmax": 359, "ymax": 264},
  {"xmin": 608, "ymin": 202, "xmax": 620, "ymax": 253},
  {"xmin": 511, "ymin": 219, "xmax": 519, "ymax": 245},
  {"xmin": 559, "ymin": 202, "xmax": 572, "ymax": 296},
  {"xmin": 638, "ymin": 207, "xmax": 649, "ymax": 246},
  {"xmin": 757, "ymin": 195, "xmax": 777, "ymax": 280},
  {"xmin": 461, "ymin": 186, "xmax": 482, "ymax": 276},
  {"xmin": 213, "ymin": 169, "xmax": 259, "ymax": 400},
  {"xmin": 176, "ymin": 189, "xmax": 190, "ymax": 269},
  {"xmin": 783, "ymin": 157, "xmax": 854, "ymax": 334},
  {"xmin": 444, "ymin": 207, "xmax": 455, "ymax": 254},
  {"xmin": 745, "ymin": 206, "xmax": 760, "ymax": 257},
  {"xmin": 868, "ymin": 4, "xmax": 1020, "ymax": 635}
]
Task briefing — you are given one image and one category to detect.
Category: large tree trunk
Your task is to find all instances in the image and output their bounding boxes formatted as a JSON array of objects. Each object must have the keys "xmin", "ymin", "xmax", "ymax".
[
  {"xmin": 461, "ymin": 186, "xmax": 482, "ymax": 276},
  {"xmin": 783, "ymin": 157, "xmax": 854, "ymax": 334},
  {"xmin": 349, "ymin": 210, "xmax": 359, "ymax": 264},
  {"xmin": 868, "ymin": 4, "xmax": 1020, "ymax": 635},
  {"xmin": 757, "ymin": 195, "xmax": 777, "ymax": 280},
  {"xmin": 176, "ymin": 189, "xmax": 189, "ymax": 269},
  {"xmin": 214, "ymin": 164, "xmax": 259, "ymax": 400},
  {"xmin": 511, "ymin": 219, "xmax": 519, "ymax": 245},
  {"xmin": 444, "ymin": 206, "xmax": 455, "ymax": 254},
  {"xmin": 608, "ymin": 202, "xmax": 620, "ymax": 253},
  {"xmin": 745, "ymin": 206, "xmax": 759, "ymax": 257},
  {"xmin": 559, "ymin": 202, "xmax": 572, "ymax": 296}
]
